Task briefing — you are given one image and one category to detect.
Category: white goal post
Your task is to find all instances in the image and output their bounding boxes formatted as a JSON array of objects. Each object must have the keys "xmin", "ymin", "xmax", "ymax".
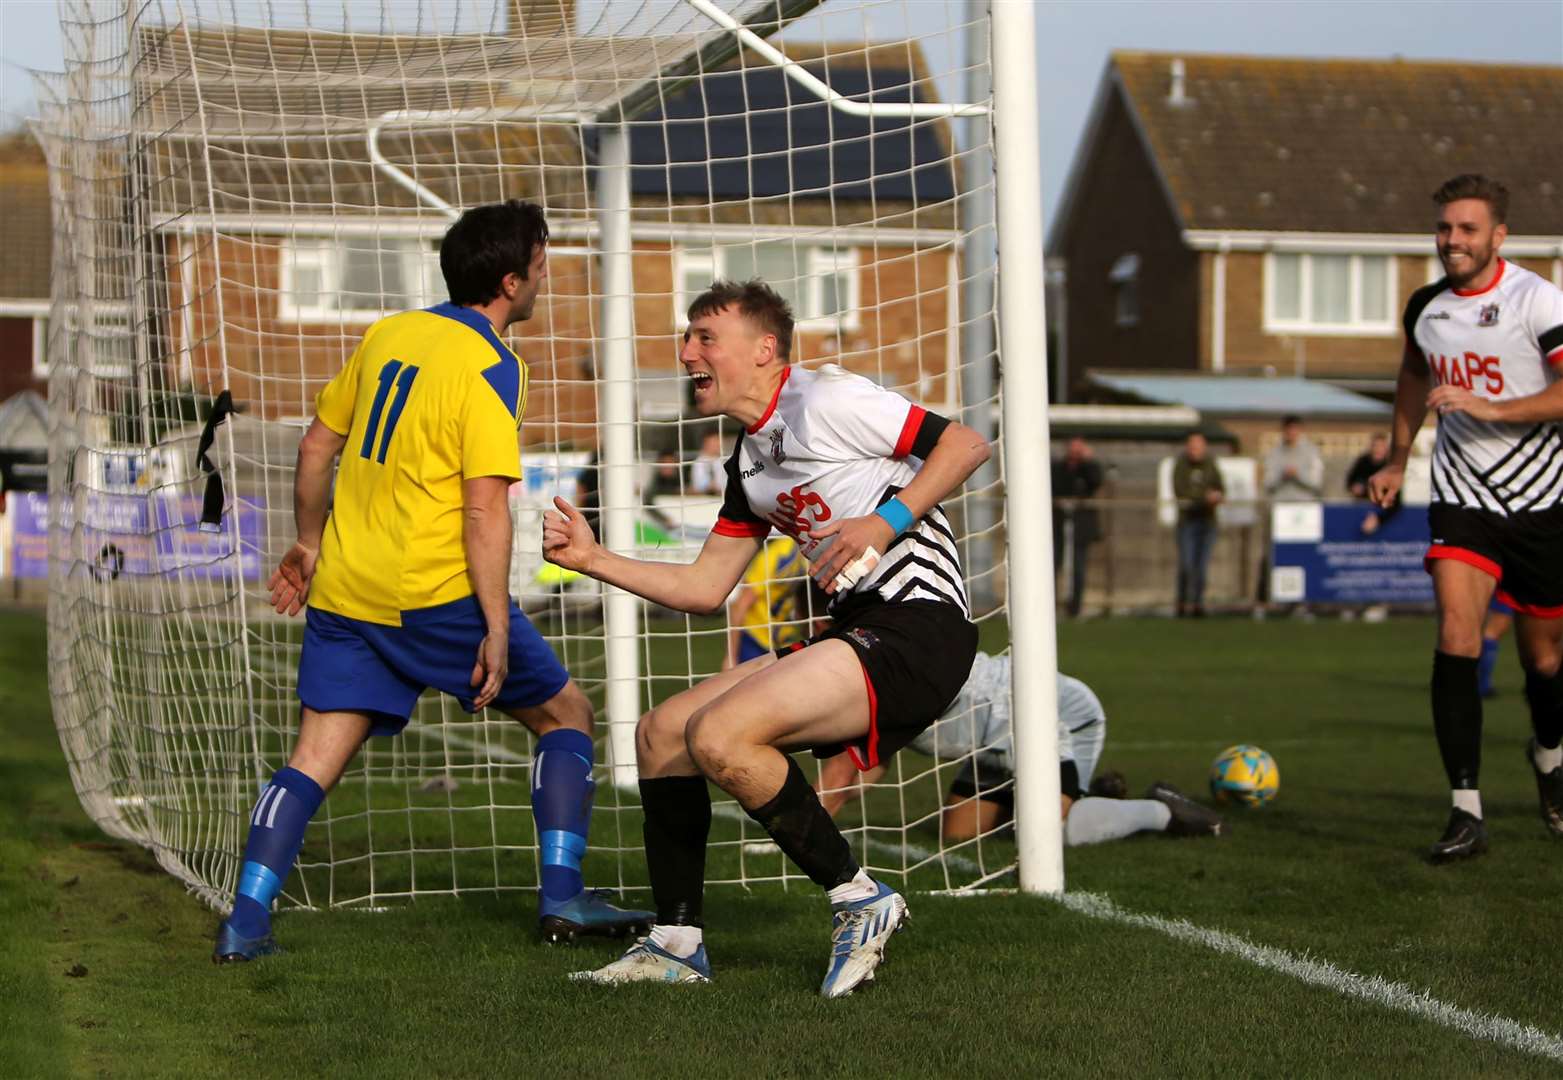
[{"xmin": 32, "ymin": 0, "xmax": 1061, "ymax": 911}]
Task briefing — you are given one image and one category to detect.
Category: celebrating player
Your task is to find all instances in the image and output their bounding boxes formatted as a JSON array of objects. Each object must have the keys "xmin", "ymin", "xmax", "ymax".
[
  {"xmin": 213, "ymin": 200, "xmax": 651, "ymax": 962},
  {"xmin": 542, "ymin": 279, "xmax": 988, "ymax": 997},
  {"xmin": 817, "ymin": 652, "xmax": 1224, "ymax": 844},
  {"xmin": 1369, "ymin": 174, "xmax": 1563, "ymax": 862}
]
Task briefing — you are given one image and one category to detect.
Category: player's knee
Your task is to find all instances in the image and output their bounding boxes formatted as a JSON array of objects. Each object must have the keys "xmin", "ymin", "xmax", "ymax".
[
  {"xmin": 683, "ymin": 706, "xmax": 733, "ymax": 775},
  {"xmin": 636, "ymin": 704, "xmax": 687, "ymax": 762},
  {"xmin": 1436, "ymin": 619, "xmax": 1483, "ymax": 657}
]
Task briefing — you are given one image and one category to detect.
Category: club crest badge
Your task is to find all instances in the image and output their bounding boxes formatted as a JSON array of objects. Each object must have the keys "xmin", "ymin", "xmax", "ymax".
[
  {"xmin": 769, "ymin": 428, "xmax": 786, "ymax": 465},
  {"xmin": 1478, "ymin": 303, "xmax": 1500, "ymax": 327},
  {"xmin": 846, "ymin": 627, "xmax": 879, "ymax": 650}
]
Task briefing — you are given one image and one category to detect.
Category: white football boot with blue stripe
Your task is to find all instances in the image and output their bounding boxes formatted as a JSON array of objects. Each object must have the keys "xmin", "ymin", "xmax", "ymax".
[
  {"xmin": 568, "ymin": 936, "xmax": 711, "ymax": 985},
  {"xmin": 819, "ymin": 880, "xmax": 909, "ymax": 998}
]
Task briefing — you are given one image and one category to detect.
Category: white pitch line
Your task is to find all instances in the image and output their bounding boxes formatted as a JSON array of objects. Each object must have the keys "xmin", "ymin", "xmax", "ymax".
[{"xmin": 1059, "ymin": 891, "xmax": 1563, "ymax": 1066}]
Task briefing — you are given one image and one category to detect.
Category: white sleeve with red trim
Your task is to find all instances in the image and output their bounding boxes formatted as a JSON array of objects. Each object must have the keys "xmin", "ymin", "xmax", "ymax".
[
  {"xmin": 810, "ymin": 365, "xmax": 927, "ymax": 460},
  {"xmin": 1531, "ymin": 278, "xmax": 1563, "ymax": 368}
]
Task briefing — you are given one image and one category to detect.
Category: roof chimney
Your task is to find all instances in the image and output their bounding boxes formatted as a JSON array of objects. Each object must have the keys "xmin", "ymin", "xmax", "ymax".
[{"xmin": 1168, "ymin": 58, "xmax": 1187, "ymax": 105}]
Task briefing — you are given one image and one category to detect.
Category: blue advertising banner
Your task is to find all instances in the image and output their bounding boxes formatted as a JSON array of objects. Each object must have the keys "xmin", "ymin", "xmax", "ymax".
[
  {"xmin": 1270, "ymin": 502, "xmax": 1433, "ymax": 606},
  {"xmin": 9, "ymin": 492, "xmax": 267, "ymax": 581}
]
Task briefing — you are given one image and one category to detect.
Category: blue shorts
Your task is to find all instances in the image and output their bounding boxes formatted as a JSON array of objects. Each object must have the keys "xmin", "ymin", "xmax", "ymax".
[
  {"xmin": 736, "ymin": 631, "xmax": 769, "ymax": 663},
  {"xmin": 298, "ymin": 596, "xmax": 571, "ymax": 736}
]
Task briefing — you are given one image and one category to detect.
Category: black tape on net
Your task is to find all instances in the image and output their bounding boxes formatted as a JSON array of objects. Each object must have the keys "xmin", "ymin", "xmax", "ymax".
[{"xmin": 196, "ymin": 390, "xmax": 235, "ymax": 534}]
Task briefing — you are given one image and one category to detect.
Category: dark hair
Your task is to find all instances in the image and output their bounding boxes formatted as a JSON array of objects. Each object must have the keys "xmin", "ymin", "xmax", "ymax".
[
  {"xmin": 1282, "ymin": 414, "xmax": 1303, "ymax": 427},
  {"xmin": 687, "ymin": 279, "xmax": 794, "ymax": 362},
  {"xmin": 440, "ymin": 199, "xmax": 550, "ymax": 306},
  {"xmin": 1433, "ymin": 174, "xmax": 1509, "ymax": 225}
]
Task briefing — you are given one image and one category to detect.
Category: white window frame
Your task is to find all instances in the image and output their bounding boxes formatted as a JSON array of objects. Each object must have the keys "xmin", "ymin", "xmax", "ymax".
[
  {"xmin": 1263, "ymin": 252, "xmax": 1398, "ymax": 337},
  {"xmin": 1109, "ymin": 252, "xmax": 1140, "ymax": 328},
  {"xmin": 278, "ymin": 238, "xmax": 441, "ymax": 324},
  {"xmin": 31, "ymin": 315, "xmax": 48, "ymax": 379},
  {"xmin": 672, "ymin": 243, "xmax": 862, "ymax": 333}
]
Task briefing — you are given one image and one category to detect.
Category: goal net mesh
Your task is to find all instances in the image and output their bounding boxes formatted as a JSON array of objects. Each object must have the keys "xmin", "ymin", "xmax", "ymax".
[{"xmin": 33, "ymin": 0, "xmax": 1012, "ymax": 913}]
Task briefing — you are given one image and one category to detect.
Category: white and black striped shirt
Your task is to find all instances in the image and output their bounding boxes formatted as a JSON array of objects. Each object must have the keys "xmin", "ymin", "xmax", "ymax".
[
  {"xmin": 714, "ymin": 364, "xmax": 968, "ymax": 613},
  {"xmin": 1406, "ymin": 259, "xmax": 1563, "ymax": 516}
]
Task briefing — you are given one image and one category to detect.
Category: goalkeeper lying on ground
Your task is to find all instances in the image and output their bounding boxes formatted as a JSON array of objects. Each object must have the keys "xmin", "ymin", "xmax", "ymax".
[{"xmin": 817, "ymin": 652, "xmax": 1225, "ymax": 844}]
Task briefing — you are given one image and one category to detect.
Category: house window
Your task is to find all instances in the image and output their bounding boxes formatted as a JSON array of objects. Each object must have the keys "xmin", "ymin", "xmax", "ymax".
[
  {"xmin": 32, "ymin": 316, "xmax": 48, "ymax": 379},
  {"xmin": 673, "ymin": 242, "xmax": 860, "ymax": 331},
  {"xmin": 1109, "ymin": 253, "xmax": 1140, "ymax": 328},
  {"xmin": 279, "ymin": 237, "xmax": 442, "ymax": 323},
  {"xmin": 1265, "ymin": 253, "xmax": 1396, "ymax": 335}
]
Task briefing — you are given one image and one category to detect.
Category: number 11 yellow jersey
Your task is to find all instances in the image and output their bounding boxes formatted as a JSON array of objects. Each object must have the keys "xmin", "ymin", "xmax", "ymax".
[{"xmin": 308, "ymin": 302, "xmax": 527, "ymax": 626}]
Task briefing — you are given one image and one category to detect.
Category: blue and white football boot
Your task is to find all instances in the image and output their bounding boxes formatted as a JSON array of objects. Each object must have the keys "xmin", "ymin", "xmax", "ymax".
[
  {"xmin": 212, "ymin": 921, "xmax": 280, "ymax": 964},
  {"xmin": 540, "ymin": 888, "xmax": 655, "ymax": 944},
  {"xmin": 568, "ymin": 936, "xmax": 712, "ymax": 985},
  {"xmin": 819, "ymin": 880, "xmax": 908, "ymax": 998}
]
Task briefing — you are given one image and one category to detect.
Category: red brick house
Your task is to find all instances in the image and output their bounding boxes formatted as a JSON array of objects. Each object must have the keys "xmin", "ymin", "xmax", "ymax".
[
  {"xmin": 120, "ymin": 16, "xmax": 960, "ymax": 446},
  {"xmin": 0, "ymin": 133, "xmax": 51, "ymax": 404},
  {"xmin": 1049, "ymin": 52, "xmax": 1563, "ymax": 400}
]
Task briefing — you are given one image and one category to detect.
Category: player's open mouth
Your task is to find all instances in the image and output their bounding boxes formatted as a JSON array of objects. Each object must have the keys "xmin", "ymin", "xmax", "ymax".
[{"xmin": 690, "ymin": 371, "xmax": 713, "ymax": 393}]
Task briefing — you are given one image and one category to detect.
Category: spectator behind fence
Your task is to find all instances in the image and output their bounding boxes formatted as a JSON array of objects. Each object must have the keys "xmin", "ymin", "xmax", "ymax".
[
  {"xmin": 1264, "ymin": 414, "xmax": 1325, "ymax": 502},
  {"xmin": 689, "ymin": 430, "xmax": 727, "ymax": 497},
  {"xmin": 1347, "ymin": 432, "xmax": 1400, "ymax": 535},
  {"xmin": 1173, "ymin": 432, "xmax": 1224, "ymax": 618},
  {"xmin": 1052, "ymin": 436, "xmax": 1103, "ymax": 618}
]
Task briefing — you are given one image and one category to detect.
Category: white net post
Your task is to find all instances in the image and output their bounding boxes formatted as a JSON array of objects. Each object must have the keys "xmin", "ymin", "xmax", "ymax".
[
  {"xmin": 991, "ymin": 0, "xmax": 1063, "ymax": 895},
  {"xmin": 594, "ymin": 120, "xmax": 643, "ymax": 789}
]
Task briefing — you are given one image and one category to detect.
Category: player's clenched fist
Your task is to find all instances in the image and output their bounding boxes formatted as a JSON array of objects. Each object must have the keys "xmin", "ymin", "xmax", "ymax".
[
  {"xmin": 541, "ymin": 496, "xmax": 598, "ymax": 572},
  {"xmin": 1366, "ymin": 463, "xmax": 1404, "ymax": 510}
]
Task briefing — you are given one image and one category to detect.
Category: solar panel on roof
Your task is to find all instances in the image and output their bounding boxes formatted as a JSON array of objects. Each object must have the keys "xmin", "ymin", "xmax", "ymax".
[{"xmin": 593, "ymin": 65, "xmax": 956, "ymax": 202}]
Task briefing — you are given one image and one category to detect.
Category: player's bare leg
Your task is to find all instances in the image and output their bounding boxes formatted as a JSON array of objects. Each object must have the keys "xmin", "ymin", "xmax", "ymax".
[
  {"xmin": 507, "ymin": 679, "xmax": 653, "ymax": 942},
  {"xmin": 215, "ymin": 708, "xmax": 371, "ymax": 963},
  {"xmin": 1429, "ymin": 560, "xmax": 1498, "ymax": 863},
  {"xmin": 683, "ymin": 640, "xmax": 908, "ymax": 998},
  {"xmin": 1514, "ymin": 613, "xmax": 1563, "ymax": 835},
  {"xmin": 570, "ymin": 655, "xmax": 779, "ymax": 985}
]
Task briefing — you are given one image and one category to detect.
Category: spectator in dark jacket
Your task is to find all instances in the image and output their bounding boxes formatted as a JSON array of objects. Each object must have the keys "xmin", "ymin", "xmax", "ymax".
[
  {"xmin": 1172, "ymin": 433, "xmax": 1225, "ymax": 617},
  {"xmin": 1052, "ymin": 437, "xmax": 1104, "ymax": 618}
]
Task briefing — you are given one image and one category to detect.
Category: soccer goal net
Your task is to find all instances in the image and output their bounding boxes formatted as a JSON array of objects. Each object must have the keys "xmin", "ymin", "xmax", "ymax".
[{"xmin": 33, "ymin": 0, "xmax": 1056, "ymax": 914}]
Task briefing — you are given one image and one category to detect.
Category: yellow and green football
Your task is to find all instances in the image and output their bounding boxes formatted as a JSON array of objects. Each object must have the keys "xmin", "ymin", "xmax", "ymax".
[{"xmin": 1209, "ymin": 744, "xmax": 1279, "ymax": 807}]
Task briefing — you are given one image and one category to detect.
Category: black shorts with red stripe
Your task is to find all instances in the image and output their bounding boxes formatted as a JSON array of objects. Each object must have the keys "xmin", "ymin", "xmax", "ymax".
[
  {"xmin": 1426, "ymin": 502, "xmax": 1563, "ymax": 617},
  {"xmin": 780, "ymin": 594, "xmax": 978, "ymax": 770}
]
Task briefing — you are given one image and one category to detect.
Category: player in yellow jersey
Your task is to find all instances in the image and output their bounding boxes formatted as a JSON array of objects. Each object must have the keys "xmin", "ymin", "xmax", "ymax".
[
  {"xmin": 724, "ymin": 537, "xmax": 810, "ymax": 668},
  {"xmin": 214, "ymin": 201, "xmax": 650, "ymax": 962}
]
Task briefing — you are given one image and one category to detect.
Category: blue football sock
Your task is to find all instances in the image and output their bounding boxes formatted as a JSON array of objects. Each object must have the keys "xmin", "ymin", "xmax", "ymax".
[
  {"xmin": 533, "ymin": 729, "xmax": 595, "ymax": 903},
  {"xmin": 226, "ymin": 767, "xmax": 325, "ymax": 938},
  {"xmin": 1478, "ymin": 637, "xmax": 1500, "ymax": 698}
]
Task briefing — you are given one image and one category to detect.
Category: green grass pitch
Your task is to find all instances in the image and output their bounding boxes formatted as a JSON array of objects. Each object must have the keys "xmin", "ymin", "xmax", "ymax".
[{"xmin": 4, "ymin": 607, "xmax": 1563, "ymax": 1077}]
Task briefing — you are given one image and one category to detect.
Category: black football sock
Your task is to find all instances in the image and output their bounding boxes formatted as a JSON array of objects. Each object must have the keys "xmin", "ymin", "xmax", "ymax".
[
  {"xmin": 746, "ymin": 756, "xmax": 859, "ymax": 890},
  {"xmin": 1524, "ymin": 666, "xmax": 1563, "ymax": 751},
  {"xmin": 639, "ymin": 775, "xmax": 711, "ymax": 927},
  {"xmin": 1432, "ymin": 650, "xmax": 1482, "ymax": 791}
]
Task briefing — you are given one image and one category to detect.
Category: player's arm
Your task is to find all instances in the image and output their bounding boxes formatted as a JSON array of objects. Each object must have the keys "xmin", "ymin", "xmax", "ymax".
[
  {"xmin": 542, "ymin": 497, "xmax": 761, "ymax": 615},
  {"xmin": 268, "ymin": 417, "xmax": 348, "ymax": 616},
  {"xmin": 1430, "ymin": 379, "xmax": 1563, "ymax": 424},
  {"xmin": 809, "ymin": 419, "xmax": 991, "ymax": 591},
  {"xmin": 1369, "ymin": 340, "xmax": 1431, "ymax": 509},
  {"xmin": 463, "ymin": 475, "xmax": 514, "ymax": 711}
]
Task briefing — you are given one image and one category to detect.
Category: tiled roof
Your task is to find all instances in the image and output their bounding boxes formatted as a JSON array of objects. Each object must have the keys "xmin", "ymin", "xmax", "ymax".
[
  {"xmin": 1113, "ymin": 52, "xmax": 1563, "ymax": 234},
  {"xmin": 1089, "ymin": 372, "xmax": 1391, "ymax": 418}
]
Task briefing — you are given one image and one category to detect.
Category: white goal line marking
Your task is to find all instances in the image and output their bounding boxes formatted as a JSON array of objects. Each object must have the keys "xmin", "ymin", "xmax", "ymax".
[{"xmin": 1060, "ymin": 891, "xmax": 1563, "ymax": 1065}]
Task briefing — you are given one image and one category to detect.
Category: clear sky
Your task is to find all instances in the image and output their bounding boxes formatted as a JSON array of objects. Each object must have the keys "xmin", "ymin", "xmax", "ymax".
[{"xmin": 3, "ymin": 0, "xmax": 1560, "ymax": 220}]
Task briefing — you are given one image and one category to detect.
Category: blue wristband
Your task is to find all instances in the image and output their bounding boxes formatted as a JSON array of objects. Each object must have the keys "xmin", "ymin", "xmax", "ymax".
[{"xmin": 875, "ymin": 497, "xmax": 916, "ymax": 537}]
